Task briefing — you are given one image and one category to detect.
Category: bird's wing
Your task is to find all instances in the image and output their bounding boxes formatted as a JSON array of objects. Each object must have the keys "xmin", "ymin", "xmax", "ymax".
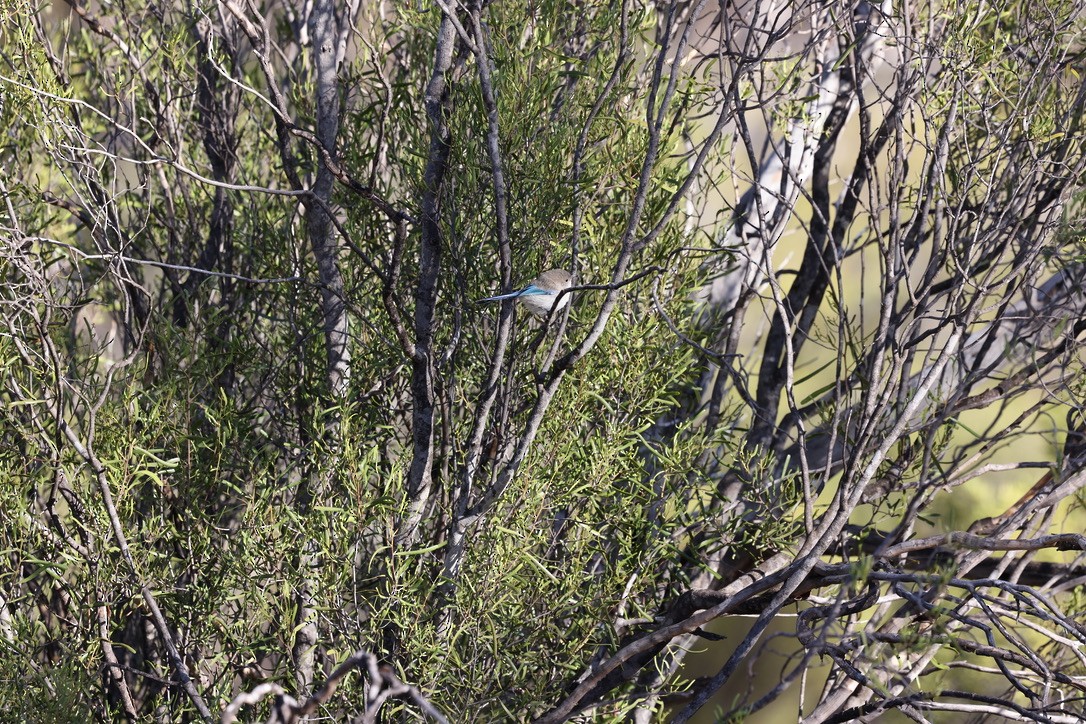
[{"xmin": 515, "ymin": 285, "xmax": 550, "ymax": 296}]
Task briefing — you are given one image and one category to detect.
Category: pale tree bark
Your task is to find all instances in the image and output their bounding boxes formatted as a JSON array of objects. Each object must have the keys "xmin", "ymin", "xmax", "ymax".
[
  {"xmin": 308, "ymin": 0, "xmax": 351, "ymax": 402},
  {"xmin": 291, "ymin": 0, "xmax": 352, "ymax": 697}
]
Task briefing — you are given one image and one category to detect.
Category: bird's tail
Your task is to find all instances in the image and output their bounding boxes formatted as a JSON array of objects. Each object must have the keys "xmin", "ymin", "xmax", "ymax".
[{"xmin": 476, "ymin": 290, "xmax": 524, "ymax": 303}]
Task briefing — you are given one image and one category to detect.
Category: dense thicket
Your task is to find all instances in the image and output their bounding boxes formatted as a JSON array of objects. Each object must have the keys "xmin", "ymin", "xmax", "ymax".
[{"xmin": 3, "ymin": 0, "xmax": 1086, "ymax": 721}]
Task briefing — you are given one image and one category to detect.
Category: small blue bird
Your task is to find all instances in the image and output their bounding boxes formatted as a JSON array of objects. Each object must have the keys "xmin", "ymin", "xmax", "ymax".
[{"xmin": 477, "ymin": 269, "xmax": 573, "ymax": 317}]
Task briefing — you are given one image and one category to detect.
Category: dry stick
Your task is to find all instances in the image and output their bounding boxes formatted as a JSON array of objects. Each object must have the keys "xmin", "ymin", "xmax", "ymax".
[
  {"xmin": 215, "ymin": 14, "xmax": 415, "ymax": 696},
  {"xmin": 306, "ymin": 0, "xmax": 350, "ymax": 401},
  {"xmin": 3, "ymin": 284, "xmax": 213, "ymax": 721},
  {"xmin": 801, "ymin": 280, "xmax": 1086, "ymax": 719},
  {"xmin": 666, "ymin": 319, "xmax": 964, "ymax": 722},
  {"xmin": 173, "ymin": 12, "xmax": 241, "ymax": 328},
  {"xmin": 96, "ymin": 594, "xmax": 139, "ymax": 718},
  {"xmin": 222, "ymin": 650, "xmax": 449, "ymax": 724},
  {"xmin": 60, "ymin": 418, "xmax": 214, "ymax": 721},
  {"xmin": 4, "ymin": 196, "xmax": 145, "ymax": 721},
  {"xmin": 533, "ymin": 564, "xmax": 797, "ymax": 724},
  {"xmin": 625, "ymin": 4, "xmax": 893, "ymax": 718},
  {"xmin": 0, "ymin": 73, "xmax": 311, "ymax": 197},
  {"xmin": 439, "ymin": 4, "xmax": 517, "ymax": 595},
  {"xmin": 218, "ymin": 0, "xmax": 415, "ymax": 358},
  {"xmin": 811, "ymin": 193, "xmax": 1086, "ymax": 720},
  {"xmin": 397, "ymin": 11, "xmax": 458, "ymax": 548},
  {"xmin": 535, "ymin": 0, "xmax": 632, "ymax": 379},
  {"xmin": 288, "ymin": 0, "xmax": 350, "ymax": 697},
  {"xmin": 220, "ymin": 0, "xmax": 409, "ymax": 222},
  {"xmin": 452, "ymin": 0, "xmax": 713, "ymax": 570},
  {"xmin": 33, "ymin": 237, "xmax": 304, "ymax": 284}
]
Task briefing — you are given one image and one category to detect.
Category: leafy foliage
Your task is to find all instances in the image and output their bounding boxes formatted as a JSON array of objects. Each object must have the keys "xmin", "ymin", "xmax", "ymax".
[{"xmin": 3, "ymin": 0, "xmax": 1086, "ymax": 722}]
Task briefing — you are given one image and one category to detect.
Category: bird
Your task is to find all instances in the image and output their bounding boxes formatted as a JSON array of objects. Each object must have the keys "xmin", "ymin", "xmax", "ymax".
[{"xmin": 476, "ymin": 269, "xmax": 573, "ymax": 318}]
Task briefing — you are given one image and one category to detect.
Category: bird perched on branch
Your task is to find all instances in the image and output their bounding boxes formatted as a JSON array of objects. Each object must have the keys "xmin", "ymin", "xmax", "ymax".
[{"xmin": 477, "ymin": 269, "xmax": 573, "ymax": 318}]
